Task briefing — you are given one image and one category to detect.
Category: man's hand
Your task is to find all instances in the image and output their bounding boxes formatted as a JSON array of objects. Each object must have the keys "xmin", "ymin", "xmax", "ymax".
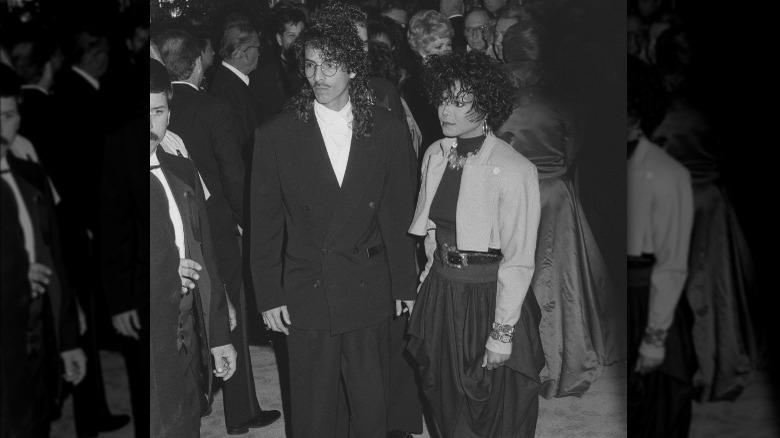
[
  {"xmin": 28, "ymin": 262, "xmax": 52, "ymax": 298},
  {"xmin": 61, "ymin": 348, "xmax": 87, "ymax": 385},
  {"xmin": 210, "ymin": 344, "xmax": 237, "ymax": 381},
  {"xmin": 227, "ymin": 295, "xmax": 237, "ymax": 332},
  {"xmin": 635, "ymin": 350, "xmax": 663, "ymax": 374},
  {"xmin": 112, "ymin": 309, "xmax": 141, "ymax": 340},
  {"xmin": 179, "ymin": 258, "xmax": 202, "ymax": 294},
  {"xmin": 395, "ymin": 300, "xmax": 415, "ymax": 317},
  {"xmin": 482, "ymin": 347, "xmax": 511, "ymax": 371},
  {"xmin": 262, "ymin": 306, "xmax": 291, "ymax": 335}
]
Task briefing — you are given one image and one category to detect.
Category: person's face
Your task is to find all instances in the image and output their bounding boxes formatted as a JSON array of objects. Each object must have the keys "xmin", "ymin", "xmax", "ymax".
[
  {"xmin": 422, "ymin": 37, "xmax": 452, "ymax": 58},
  {"xmin": 150, "ymin": 92, "xmax": 170, "ymax": 155},
  {"xmin": 355, "ymin": 24, "xmax": 369, "ymax": 53},
  {"xmin": 438, "ymin": 83, "xmax": 483, "ymax": 139},
  {"xmin": 201, "ymin": 39, "xmax": 214, "ymax": 71},
  {"xmin": 305, "ymin": 45, "xmax": 354, "ymax": 112},
  {"xmin": 464, "ymin": 11, "xmax": 489, "ymax": 51},
  {"xmin": 0, "ymin": 96, "xmax": 21, "ymax": 153},
  {"xmin": 239, "ymin": 32, "xmax": 262, "ymax": 74},
  {"xmin": 493, "ymin": 17, "xmax": 519, "ymax": 62},
  {"xmin": 483, "ymin": 0, "xmax": 506, "ymax": 14},
  {"xmin": 277, "ymin": 21, "xmax": 305, "ymax": 58},
  {"xmin": 370, "ymin": 32, "xmax": 393, "ymax": 50}
]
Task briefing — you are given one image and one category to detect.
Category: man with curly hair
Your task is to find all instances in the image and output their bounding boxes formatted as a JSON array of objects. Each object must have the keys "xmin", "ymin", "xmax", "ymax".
[{"xmin": 249, "ymin": 21, "xmax": 418, "ymax": 438}]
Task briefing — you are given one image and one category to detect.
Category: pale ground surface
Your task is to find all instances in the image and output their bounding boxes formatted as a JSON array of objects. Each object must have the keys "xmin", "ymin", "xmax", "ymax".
[{"xmin": 49, "ymin": 347, "xmax": 779, "ymax": 438}]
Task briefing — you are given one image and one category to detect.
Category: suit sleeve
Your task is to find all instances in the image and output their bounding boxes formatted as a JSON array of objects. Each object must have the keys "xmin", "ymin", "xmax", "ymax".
[
  {"xmin": 210, "ymin": 101, "xmax": 245, "ymax": 225},
  {"xmin": 191, "ymin": 161, "xmax": 232, "ymax": 348},
  {"xmin": 379, "ymin": 116, "xmax": 418, "ymax": 301},
  {"xmin": 486, "ymin": 164, "xmax": 541, "ymax": 355},
  {"xmin": 249, "ymin": 125, "xmax": 287, "ymax": 313}
]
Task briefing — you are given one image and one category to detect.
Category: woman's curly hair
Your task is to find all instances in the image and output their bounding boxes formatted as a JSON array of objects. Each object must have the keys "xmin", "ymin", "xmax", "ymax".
[
  {"xmin": 285, "ymin": 22, "xmax": 375, "ymax": 137},
  {"xmin": 421, "ymin": 50, "xmax": 516, "ymax": 132}
]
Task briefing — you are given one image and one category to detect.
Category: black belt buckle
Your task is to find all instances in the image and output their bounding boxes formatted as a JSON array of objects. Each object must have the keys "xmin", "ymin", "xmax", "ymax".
[{"xmin": 441, "ymin": 244, "xmax": 467, "ymax": 268}]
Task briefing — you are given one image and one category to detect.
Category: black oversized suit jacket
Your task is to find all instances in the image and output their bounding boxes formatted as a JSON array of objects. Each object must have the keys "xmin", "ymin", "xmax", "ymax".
[
  {"xmin": 207, "ymin": 63, "xmax": 265, "ymax": 162},
  {"xmin": 250, "ymin": 105, "xmax": 418, "ymax": 335}
]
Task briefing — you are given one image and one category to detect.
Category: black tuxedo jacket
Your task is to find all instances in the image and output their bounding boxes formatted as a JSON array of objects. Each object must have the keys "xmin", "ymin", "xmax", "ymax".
[
  {"xmin": 250, "ymin": 105, "xmax": 418, "ymax": 335},
  {"xmin": 208, "ymin": 64, "xmax": 265, "ymax": 162},
  {"xmin": 6, "ymin": 155, "xmax": 79, "ymax": 352},
  {"xmin": 169, "ymin": 83, "xmax": 245, "ymax": 225}
]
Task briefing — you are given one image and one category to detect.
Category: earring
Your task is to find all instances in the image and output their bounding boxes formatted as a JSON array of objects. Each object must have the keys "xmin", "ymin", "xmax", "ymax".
[{"xmin": 482, "ymin": 119, "xmax": 489, "ymax": 136}]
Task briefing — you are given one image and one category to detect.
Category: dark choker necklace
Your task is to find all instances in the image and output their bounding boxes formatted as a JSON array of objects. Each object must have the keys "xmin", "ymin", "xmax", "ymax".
[{"xmin": 446, "ymin": 137, "xmax": 486, "ymax": 171}]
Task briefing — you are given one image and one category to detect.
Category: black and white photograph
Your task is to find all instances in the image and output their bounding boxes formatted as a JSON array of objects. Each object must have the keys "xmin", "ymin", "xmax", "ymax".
[{"xmin": 0, "ymin": 0, "xmax": 777, "ymax": 437}]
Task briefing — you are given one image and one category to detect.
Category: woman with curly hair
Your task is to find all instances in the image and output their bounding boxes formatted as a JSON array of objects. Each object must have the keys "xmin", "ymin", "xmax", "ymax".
[{"xmin": 407, "ymin": 49, "xmax": 544, "ymax": 437}]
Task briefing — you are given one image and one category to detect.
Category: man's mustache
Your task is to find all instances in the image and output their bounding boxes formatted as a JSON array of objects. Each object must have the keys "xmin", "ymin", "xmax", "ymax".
[{"xmin": 150, "ymin": 132, "xmax": 159, "ymax": 141}]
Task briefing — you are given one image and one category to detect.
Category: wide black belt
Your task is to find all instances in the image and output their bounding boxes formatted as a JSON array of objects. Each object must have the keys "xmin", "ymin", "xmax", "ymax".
[{"xmin": 438, "ymin": 242, "xmax": 502, "ymax": 268}]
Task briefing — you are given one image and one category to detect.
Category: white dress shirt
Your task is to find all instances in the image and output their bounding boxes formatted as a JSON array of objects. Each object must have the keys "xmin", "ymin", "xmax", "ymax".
[
  {"xmin": 314, "ymin": 99, "xmax": 353, "ymax": 186},
  {"xmin": 222, "ymin": 60, "xmax": 250, "ymax": 87},
  {"xmin": 1, "ymin": 155, "xmax": 36, "ymax": 262},
  {"xmin": 151, "ymin": 152, "xmax": 186, "ymax": 259},
  {"xmin": 71, "ymin": 65, "xmax": 100, "ymax": 91}
]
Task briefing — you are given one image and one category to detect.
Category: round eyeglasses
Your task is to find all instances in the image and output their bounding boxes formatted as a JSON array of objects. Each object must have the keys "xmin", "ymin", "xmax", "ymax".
[
  {"xmin": 464, "ymin": 25, "xmax": 488, "ymax": 37},
  {"xmin": 303, "ymin": 60, "xmax": 339, "ymax": 78}
]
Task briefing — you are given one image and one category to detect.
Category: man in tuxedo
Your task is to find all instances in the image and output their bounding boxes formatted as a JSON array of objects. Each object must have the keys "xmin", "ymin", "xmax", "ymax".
[
  {"xmin": 0, "ymin": 64, "xmax": 87, "ymax": 437},
  {"xmin": 250, "ymin": 23, "xmax": 417, "ymax": 438},
  {"xmin": 149, "ymin": 58, "xmax": 238, "ymax": 436},
  {"xmin": 272, "ymin": 4, "xmax": 307, "ymax": 98},
  {"xmin": 156, "ymin": 28, "xmax": 281, "ymax": 434},
  {"xmin": 207, "ymin": 21, "xmax": 264, "ymax": 164}
]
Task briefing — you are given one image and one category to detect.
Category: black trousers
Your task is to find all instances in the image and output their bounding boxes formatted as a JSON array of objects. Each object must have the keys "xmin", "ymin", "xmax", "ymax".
[{"xmin": 288, "ymin": 318, "xmax": 391, "ymax": 438}]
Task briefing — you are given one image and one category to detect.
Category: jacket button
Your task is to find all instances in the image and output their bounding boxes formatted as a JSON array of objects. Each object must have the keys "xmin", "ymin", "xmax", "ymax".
[
  {"xmin": 303, "ymin": 204, "xmax": 312, "ymax": 212},
  {"xmin": 493, "ymin": 167, "xmax": 500, "ymax": 175},
  {"xmin": 313, "ymin": 280, "xmax": 321, "ymax": 288},
  {"xmin": 360, "ymin": 281, "xmax": 366, "ymax": 287},
  {"xmin": 321, "ymin": 247, "xmax": 329, "ymax": 254},
  {"xmin": 368, "ymin": 201, "xmax": 376, "ymax": 209}
]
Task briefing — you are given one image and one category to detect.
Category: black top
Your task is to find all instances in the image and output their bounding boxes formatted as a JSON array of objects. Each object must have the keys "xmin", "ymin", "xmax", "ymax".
[{"xmin": 429, "ymin": 135, "xmax": 485, "ymax": 246}]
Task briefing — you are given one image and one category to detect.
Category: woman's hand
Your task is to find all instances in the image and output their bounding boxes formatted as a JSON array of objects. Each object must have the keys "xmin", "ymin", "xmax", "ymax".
[{"xmin": 482, "ymin": 347, "xmax": 510, "ymax": 371}]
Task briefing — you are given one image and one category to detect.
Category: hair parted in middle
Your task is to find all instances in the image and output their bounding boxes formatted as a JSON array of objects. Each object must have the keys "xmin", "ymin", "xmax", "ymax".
[
  {"xmin": 421, "ymin": 50, "xmax": 515, "ymax": 131},
  {"xmin": 285, "ymin": 21, "xmax": 375, "ymax": 137}
]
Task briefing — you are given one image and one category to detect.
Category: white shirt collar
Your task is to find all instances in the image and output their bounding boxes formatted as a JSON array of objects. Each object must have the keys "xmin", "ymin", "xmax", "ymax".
[
  {"xmin": 71, "ymin": 65, "xmax": 100, "ymax": 90},
  {"xmin": 171, "ymin": 81, "xmax": 200, "ymax": 91},
  {"xmin": 313, "ymin": 99, "xmax": 353, "ymax": 125},
  {"xmin": 150, "ymin": 150, "xmax": 160, "ymax": 167},
  {"xmin": 222, "ymin": 60, "xmax": 249, "ymax": 86},
  {"xmin": 21, "ymin": 84, "xmax": 50, "ymax": 95},
  {"xmin": 0, "ymin": 155, "xmax": 9, "ymax": 172}
]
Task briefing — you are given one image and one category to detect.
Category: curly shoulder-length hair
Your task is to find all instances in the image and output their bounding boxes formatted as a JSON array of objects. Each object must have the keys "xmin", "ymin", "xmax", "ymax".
[
  {"xmin": 421, "ymin": 50, "xmax": 515, "ymax": 131},
  {"xmin": 285, "ymin": 23, "xmax": 375, "ymax": 137}
]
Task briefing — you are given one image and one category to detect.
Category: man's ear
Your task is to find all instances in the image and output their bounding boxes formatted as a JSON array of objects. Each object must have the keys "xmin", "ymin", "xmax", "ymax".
[{"xmin": 276, "ymin": 33, "xmax": 283, "ymax": 47}]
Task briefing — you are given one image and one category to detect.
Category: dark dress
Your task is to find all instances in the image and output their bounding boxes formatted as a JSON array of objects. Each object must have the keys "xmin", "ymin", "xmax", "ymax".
[
  {"xmin": 652, "ymin": 99, "xmax": 757, "ymax": 401},
  {"xmin": 497, "ymin": 87, "xmax": 624, "ymax": 398},
  {"xmin": 627, "ymin": 255, "xmax": 697, "ymax": 438},
  {"xmin": 407, "ymin": 136, "xmax": 543, "ymax": 437}
]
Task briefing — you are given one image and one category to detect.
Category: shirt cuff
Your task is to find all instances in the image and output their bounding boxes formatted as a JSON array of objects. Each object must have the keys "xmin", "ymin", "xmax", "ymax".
[{"xmin": 486, "ymin": 337, "xmax": 512, "ymax": 355}]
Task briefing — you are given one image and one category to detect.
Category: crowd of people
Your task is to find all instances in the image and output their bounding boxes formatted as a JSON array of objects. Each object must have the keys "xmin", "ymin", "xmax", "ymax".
[
  {"xmin": 145, "ymin": 0, "xmax": 626, "ymax": 437},
  {"xmin": 627, "ymin": 0, "xmax": 759, "ymax": 436},
  {"xmin": 1, "ymin": 2, "xmax": 148, "ymax": 437}
]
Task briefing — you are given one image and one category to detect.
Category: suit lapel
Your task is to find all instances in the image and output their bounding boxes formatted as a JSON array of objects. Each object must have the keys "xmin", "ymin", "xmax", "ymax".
[
  {"xmin": 323, "ymin": 132, "xmax": 378, "ymax": 244},
  {"xmin": 289, "ymin": 116, "xmax": 340, "ymax": 220}
]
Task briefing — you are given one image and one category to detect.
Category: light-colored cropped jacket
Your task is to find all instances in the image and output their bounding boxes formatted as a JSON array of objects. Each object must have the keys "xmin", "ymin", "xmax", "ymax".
[{"xmin": 408, "ymin": 133, "xmax": 541, "ymax": 354}]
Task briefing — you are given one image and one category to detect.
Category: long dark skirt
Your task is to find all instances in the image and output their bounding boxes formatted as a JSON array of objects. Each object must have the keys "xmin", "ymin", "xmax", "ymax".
[
  {"xmin": 407, "ymin": 257, "xmax": 544, "ymax": 438},
  {"xmin": 627, "ymin": 257, "xmax": 697, "ymax": 438}
]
